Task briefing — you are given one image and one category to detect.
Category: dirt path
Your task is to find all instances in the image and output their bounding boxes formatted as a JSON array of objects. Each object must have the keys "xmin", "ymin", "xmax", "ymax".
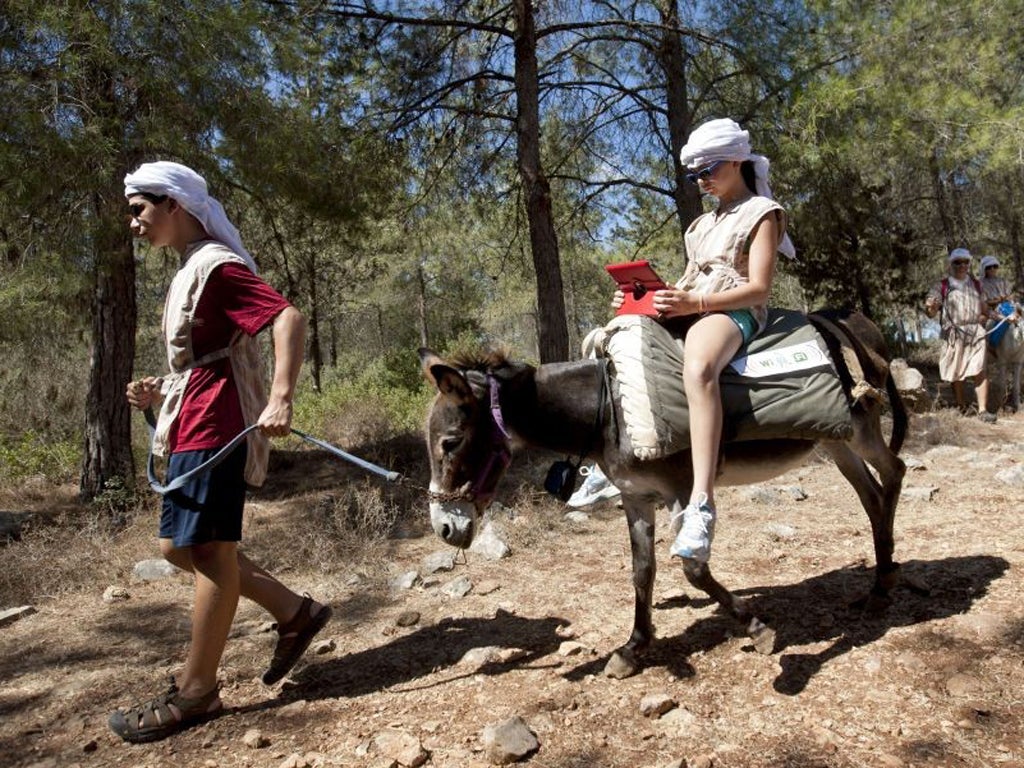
[{"xmin": 2, "ymin": 411, "xmax": 1023, "ymax": 768}]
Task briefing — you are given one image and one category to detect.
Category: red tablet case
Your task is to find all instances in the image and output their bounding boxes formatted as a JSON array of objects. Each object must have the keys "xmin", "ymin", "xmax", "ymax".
[{"xmin": 605, "ymin": 260, "xmax": 669, "ymax": 316}]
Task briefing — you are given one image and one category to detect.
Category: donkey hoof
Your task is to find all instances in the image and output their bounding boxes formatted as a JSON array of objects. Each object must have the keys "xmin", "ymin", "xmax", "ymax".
[
  {"xmin": 605, "ymin": 649, "xmax": 639, "ymax": 679},
  {"xmin": 748, "ymin": 619, "xmax": 776, "ymax": 655},
  {"xmin": 850, "ymin": 591, "xmax": 891, "ymax": 614}
]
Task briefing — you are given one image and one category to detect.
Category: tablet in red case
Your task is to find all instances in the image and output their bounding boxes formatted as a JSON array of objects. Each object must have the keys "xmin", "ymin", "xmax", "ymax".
[{"xmin": 605, "ymin": 260, "xmax": 669, "ymax": 316}]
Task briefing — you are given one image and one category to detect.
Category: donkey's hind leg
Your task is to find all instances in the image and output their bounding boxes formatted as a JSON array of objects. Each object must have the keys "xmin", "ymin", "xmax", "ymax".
[
  {"xmin": 605, "ymin": 498, "xmax": 658, "ymax": 679},
  {"xmin": 823, "ymin": 416, "xmax": 913, "ymax": 610}
]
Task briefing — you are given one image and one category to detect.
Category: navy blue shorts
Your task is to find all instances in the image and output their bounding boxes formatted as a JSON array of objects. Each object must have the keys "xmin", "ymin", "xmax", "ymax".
[{"xmin": 159, "ymin": 444, "xmax": 247, "ymax": 548}]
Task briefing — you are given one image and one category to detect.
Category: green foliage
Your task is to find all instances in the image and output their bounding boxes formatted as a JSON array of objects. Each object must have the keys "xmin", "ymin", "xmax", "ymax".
[
  {"xmin": 0, "ymin": 431, "xmax": 79, "ymax": 484},
  {"xmin": 293, "ymin": 355, "xmax": 433, "ymax": 444}
]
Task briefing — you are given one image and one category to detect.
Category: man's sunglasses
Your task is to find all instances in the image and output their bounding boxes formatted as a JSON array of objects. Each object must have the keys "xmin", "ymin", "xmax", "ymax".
[
  {"xmin": 128, "ymin": 195, "xmax": 168, "ymax": 218},
  {"xmin": 685, "ymin": 160, "xmax": 725, "ymax": 184},
  {"xmin": 951, "ymin": 260, "xmax": 970, "ymax": 266}
]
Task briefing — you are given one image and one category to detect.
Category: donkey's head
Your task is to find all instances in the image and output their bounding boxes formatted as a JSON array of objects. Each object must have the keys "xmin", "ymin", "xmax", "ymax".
[{"xmin": 419, "ymin": 348, "xmax": 517, "ymax": 549}]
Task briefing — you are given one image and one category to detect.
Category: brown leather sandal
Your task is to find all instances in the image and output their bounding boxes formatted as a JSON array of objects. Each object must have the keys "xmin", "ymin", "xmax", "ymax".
[
  {"xmin": 262, "ymin": 594, "xmax": 333, "ymax": 685},
  {"xmin": 108, "ymin": 679, "xmax": 222, "ymax": 743}
]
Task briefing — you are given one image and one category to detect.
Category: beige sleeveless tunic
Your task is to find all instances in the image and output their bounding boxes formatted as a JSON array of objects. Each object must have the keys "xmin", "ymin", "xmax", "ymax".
[
  {"xmin": 677, "ymin": 195, "xmax": 787, "ymax": 335},
  {"xmin": 153, "ymin": 241, "xmax": 270, "ymax": 487}
]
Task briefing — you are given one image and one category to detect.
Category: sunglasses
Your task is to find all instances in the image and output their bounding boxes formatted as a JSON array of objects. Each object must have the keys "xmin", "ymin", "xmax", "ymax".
[
  {"xmin": 685, "ymin": 160, "xmax": 725, "ymax": 184},
  {"xmin": 951, "ymin": 260, "xmax": 970, "ymax": 266},
  {"xmin": 128, "ymin": 195, "xmax": 168, "ymax": 219}
]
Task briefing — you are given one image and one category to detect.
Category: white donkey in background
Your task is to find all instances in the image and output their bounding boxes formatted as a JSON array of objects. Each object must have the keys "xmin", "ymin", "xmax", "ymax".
[{"xmin": 988, "ymin": 302, "xmax": 1024, "ymax": 411}]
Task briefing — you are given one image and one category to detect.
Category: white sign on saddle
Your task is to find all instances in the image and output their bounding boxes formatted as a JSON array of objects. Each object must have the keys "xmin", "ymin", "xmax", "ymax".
[{"xmin": 728, "ymin": 340, "xmax": 831, "ymax": 378}]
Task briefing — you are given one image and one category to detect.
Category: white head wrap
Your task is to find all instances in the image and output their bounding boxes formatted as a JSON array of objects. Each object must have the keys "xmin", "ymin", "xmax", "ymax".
[
  {"xmin": 124, "ymin": 161, "xmax": 256, "ymax": 273},
  {"xmin": 979, "ymin": 255, "xmax": 1000, "ymax": 273},
  {"xmin": 948, "ymin": 247, "xmax": 971, "ymax": 264},
  {"xmin": 679, "ymin": 118, "xmax": 795, "ymax": 259}
]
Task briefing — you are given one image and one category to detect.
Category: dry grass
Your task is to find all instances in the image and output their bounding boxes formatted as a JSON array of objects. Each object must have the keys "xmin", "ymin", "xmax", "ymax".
[{"xmin": 0, "ymin": 493, "xmax": 157, "ymax": 605}]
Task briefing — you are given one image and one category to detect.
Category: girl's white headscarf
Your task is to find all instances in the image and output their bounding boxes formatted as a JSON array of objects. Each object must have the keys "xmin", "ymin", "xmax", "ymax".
[
  {"xmin": 679, "ymin": 118, "xmax": 796, "ymax": 259},
  {"xmin": 124, "ymin": 161, "xmax": 257, "ymax": 273}
]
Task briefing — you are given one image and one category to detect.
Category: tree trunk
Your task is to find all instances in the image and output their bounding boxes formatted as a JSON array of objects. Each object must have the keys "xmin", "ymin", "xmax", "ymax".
[
  {"xmin": 513, "ymin": 0, "xmax": 569, "ymax": 363},
  {"xmin": 307, "ymin": 257, "xmax": 322, "ymax": 393},
  {"xmin": 416, "ymin": 261, "xmax": 430, "ymax": 349},
  {"xmin": 657, "ymin": 0, "xmax": 703, "ymax": 235},
  {"xmin": 80, "ymin": 202, "xmax": 137, "ymax": 501}
]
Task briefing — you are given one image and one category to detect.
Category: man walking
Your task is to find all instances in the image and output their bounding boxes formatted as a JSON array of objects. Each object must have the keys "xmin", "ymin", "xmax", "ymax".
[{"xmin": 110, "ymin": 161, "xmax": 331, "ymax": 742}]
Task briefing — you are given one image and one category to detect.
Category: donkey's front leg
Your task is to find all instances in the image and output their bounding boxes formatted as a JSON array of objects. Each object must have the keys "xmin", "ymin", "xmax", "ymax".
[
  {"xmin": 681, "ymin": 559, "xmax": 776, "ymax": 655},
  {"xmin": 605, "ymin": 497, "xmax": 656, "ymax": 679}
]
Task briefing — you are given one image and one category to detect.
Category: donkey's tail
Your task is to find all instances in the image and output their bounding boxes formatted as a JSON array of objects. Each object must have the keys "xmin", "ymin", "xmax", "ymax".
[{"xmin": 884, "ymin": 366, "xmax": 908, "ymax": 455}]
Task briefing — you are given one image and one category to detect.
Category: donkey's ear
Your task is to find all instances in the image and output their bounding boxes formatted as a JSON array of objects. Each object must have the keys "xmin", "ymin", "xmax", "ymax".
[
  {"xmin": 420, "ymin": 350, "xmax": 474, "ymax": 403},
  {"xmin": 432, "ymin": 364, "xmax": 474, "ymax": 403}
]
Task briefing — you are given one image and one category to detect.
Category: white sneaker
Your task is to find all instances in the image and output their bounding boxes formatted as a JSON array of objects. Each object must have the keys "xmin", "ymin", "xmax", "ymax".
[
  {"xmin": 566, "ymin": 465, "xmax": 621, "ymax": 508},
  {"xmin": 669, "ymin": 493, "xmax": 716, "ymax": 562}
]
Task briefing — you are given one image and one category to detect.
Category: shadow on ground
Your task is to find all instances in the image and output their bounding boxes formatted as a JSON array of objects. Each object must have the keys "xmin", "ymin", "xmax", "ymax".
[
  {"xmin": 231, "ymin": 609, "xmax": 568, "ymax": 716},
  {"xmin": 563, "ymin": 554, "xmax": 1009, "ymax": 694}
]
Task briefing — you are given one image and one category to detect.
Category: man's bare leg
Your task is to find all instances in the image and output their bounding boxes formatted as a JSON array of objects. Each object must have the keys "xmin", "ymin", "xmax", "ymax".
[
  {"xmin": 176, "ymin": 540, "xmax": 240, "ymax": 699},
  {"xmin": 160, "ymin": 540, "xmax": 314, "ymax": 626}
]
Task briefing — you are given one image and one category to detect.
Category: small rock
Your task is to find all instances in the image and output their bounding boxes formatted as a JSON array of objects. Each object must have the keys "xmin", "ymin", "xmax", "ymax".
[
  {"xmin": 0, "ymin": 605, "xmax": 37, "ymax": 628},
  {"xmin": 102, "ymin": 586, "xmax": 130, "ymax": 603},
  {"xmin": 373, "ymin": 728, "xmax": 429, "ymax": 768},
  {"xmin": 995, "ymin": 465, "xmax": 1024, "ymax": 487},
  {"xmin": 744, "ymin": 487, "xmax": 778, "ymax": 504},
  {"xmin": 279, "ymin": 755, "xmax": 309, "ymax": 768},
  {"xmin": 945, "ymin": 673, "xmax": 985, "ymax": 698},
  {"xmin": 278, "ymin": 700, "xmax": 308, "ymax": 717},
  {"xmin": 558, "ymin": 641, "xmax": 587, "ymax": 656},
  {"xmin": 654, "ymin": 760, "xmax": 686, "ymax": 768},
  {"xmin": 564, "ymin": 511, "xmax": 590, "ymax": 523},
  {"xmin": 475, "ymin": 580, "xmax": 501, "ymax": 595},
  {"xmin": 312, "ymin": 639, "xmax": 336, "ymax": 655},
  {"xmin": 396, "ymin": 611, "xmax": 420, "ymax": 627},
  {"xmin": 422, "ymin": 551, "xmax": 457, "ymax": 574},
  {"xmin": 764, "ymin": 523, "xmax": 796, "ymax": 540},
  {"xmin": 555, "ymin": 624, "xmax": 576, "ymax": 639},
  {"xmin": 481, "ymin": 716, "xmax": 539, "ymax": 765},
  {"xmin": 391, "ymin": 571, "xmax": 420, "ymax": 591},
  {"xmin": 0, "ymin": 510, "xmax": 31, "ymax": 543},
  {"xmin": 690, "ymin": 756, "xmax": 714, "ymax": 768},
  {"xmin": 242, "ymin": 728, "xmax": 270, "ymax": 749},
  {"xmin": 902, "ymin": 455, "xmax": 926, "ymax": 471},
  {"xmin": 639, "ymin": 693, "xmax": 676, "ymax": 718},
  {"xmin": 461, "ymin": 646, "xmax": 504, "ymax": 666},
  {"xmin": 132, "ymin": 558, "xmax": 180, "ymax": 581},
  {"xmin": 901, "ymin": 486, "xmax": 938, "ymax": 501},
  {"xmin": 442, "ymin": 575, "xmax": 473, "ymax": 598},
  {"xmin": 780, "ymin": 485, "xmax": 808, "ymax": 501},
  {"xmin": 469, "ymin": 521, "xmax": 512, "ymax": 560}
]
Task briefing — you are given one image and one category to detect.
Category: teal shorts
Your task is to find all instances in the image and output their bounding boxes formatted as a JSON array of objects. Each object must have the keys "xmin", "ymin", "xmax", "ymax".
[{"xmin": 725, "ymin": 309, "xmax": 758, "ymax": 344}]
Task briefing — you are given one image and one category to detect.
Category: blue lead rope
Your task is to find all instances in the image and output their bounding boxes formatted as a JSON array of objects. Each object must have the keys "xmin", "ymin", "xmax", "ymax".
[{"xmin": 144, "ymin": 411, "xmax": 401, "ymax": 495}]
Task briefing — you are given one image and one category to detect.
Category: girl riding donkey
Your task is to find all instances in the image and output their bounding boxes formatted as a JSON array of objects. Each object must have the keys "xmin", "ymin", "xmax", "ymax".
[{"xmin": 613, "ymin": 118, "xmax": 795, "ymax": 564}]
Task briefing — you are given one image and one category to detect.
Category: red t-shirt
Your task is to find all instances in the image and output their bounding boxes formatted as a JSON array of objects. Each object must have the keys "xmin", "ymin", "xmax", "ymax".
[{"xmin": 168, "ymin": 263, "xmax": 291, "ymax": 453}]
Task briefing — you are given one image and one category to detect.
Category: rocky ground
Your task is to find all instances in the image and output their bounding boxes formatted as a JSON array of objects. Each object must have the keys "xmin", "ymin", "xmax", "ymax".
[{"xmin": 2, "ymin": 408, "xmax": 1023, "ymax": 768}]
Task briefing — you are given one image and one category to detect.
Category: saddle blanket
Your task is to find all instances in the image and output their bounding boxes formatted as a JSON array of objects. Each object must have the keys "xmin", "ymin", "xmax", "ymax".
[{"xmin": 584, "ymin": 309, "xmax": 854, "ymax": 460}]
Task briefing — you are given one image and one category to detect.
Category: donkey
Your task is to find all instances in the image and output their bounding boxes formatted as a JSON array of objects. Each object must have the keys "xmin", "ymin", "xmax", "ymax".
[
  {"xmin": 419, "ymin": 311, "xmax": 916, "ymax": 678},
  {"xmin": 987, "ymin": 306, "xmax": 1024, "ymax": 411}
]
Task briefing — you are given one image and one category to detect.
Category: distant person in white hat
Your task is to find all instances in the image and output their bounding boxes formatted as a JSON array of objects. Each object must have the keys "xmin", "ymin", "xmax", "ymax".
[
  {"xmin": 978, "ymin": 255, "xmax": 1017, "ymax": 313},
  {"xmin": 924, "ymin": 247, "xmax": 995, "ymax": 421}
]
